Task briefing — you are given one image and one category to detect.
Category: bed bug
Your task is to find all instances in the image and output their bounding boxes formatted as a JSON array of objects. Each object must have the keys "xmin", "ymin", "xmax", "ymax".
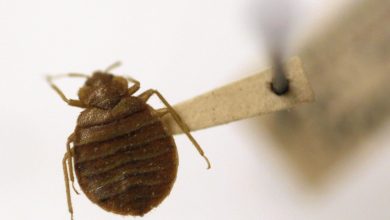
[{"xmin": 47, "ymin": 63, "xmax": 211, "ymax": 220}]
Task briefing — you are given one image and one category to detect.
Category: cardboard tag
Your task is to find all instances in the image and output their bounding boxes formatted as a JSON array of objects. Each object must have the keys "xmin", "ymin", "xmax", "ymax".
[{"xmin": 162, "ymin": 57, "xmax": 314, "ymax": 134}]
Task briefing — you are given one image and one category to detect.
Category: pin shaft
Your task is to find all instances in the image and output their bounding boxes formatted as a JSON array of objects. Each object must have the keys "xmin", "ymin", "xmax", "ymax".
[{"xmin": 270, "ymin": 53, "xmax": 289, "ymax": 95}]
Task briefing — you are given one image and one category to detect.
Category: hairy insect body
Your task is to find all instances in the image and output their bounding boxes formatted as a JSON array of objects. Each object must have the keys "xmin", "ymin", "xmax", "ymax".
[
  {"xmin": 47, "ymin": 69, "xmax": 210, "ymax": 220},
  {"xmin": 73, "ymin": 96, "xmax": 178, "ymax": 215}
]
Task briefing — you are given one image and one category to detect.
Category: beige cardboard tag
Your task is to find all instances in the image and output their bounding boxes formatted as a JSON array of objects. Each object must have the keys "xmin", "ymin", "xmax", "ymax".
[{"xmin": 162, "ymin": 57, "xmax": 314, "ymax": 135}]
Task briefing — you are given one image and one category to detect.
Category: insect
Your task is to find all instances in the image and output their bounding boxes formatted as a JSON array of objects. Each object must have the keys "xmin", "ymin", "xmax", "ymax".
[{"xmin": 47, "ymin": 63, "xmax": 211, "ymax": 220}]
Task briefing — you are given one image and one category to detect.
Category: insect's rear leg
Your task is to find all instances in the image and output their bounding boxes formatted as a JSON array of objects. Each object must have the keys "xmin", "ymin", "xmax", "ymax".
[
  {"xmin": 67, "ymin": 134, "xmax": 79, "ymax": 194},
  {"xmin": 138, "ymin": 89, "xmax": 211, "ymax": 169},
  {"xmin": 63, "ymin": 152, "xmax": 74, "ymax": 220}
]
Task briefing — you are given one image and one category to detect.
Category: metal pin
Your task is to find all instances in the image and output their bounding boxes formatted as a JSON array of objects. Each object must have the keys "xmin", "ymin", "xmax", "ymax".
[{"xmin": 270, "ymin": 52, "xmax": 289, "ymax": 95}]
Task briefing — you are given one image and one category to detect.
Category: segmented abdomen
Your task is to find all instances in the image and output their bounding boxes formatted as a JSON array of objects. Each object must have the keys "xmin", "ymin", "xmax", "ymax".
[{"xmin": 73, "ymin": 96, "xmax": 178, "ymax": 216}]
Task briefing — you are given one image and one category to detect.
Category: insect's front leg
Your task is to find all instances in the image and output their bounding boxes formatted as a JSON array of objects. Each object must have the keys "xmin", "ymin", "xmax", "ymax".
[
  {"xmin": 102, "ymin": 61, "xmax": 141, "ymax": 95},
  {"xmin": 46, "ymin": 74, "xmax": 88, "ymax": 108},
  {"xmin": 125, "ymin": 76, "xmax": 141, "ymax": 95}
]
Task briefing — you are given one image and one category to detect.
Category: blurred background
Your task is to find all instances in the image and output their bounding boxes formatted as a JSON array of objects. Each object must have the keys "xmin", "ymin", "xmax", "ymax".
[{"xmin": 1, "ymin": 0, "xmax": 389, "ymax": 219}]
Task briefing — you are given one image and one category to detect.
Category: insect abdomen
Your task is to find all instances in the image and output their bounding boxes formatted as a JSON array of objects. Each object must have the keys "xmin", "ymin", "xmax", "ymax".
[{"xmin": 73, "ymin": 96, "xmax": 178, "ymax": 216}]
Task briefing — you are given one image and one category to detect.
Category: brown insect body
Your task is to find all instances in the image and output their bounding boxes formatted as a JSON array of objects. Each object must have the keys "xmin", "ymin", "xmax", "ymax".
[
  {"xmin": 47, "ymin": 68, "xmax": 210, "ymax": 220},
  {"xmin": 74, "ymin": 94, "xmax": 178, "ymax": 215}
]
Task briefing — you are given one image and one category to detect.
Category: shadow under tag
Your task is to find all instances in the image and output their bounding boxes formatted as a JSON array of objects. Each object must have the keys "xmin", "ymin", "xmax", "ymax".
[{"xmin": 260, "ymin": 0, "xmax": 390, "ymax": 183}]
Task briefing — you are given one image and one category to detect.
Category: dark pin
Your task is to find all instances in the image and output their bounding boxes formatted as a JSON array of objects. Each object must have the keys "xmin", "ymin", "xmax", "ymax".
[{"xmin": 270, "ymin": 53, "xmax": 289, "ymax": 95}]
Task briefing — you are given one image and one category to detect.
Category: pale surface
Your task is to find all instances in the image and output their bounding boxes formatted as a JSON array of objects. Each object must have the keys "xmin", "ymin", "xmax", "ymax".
[
  {"xmin": 163, "ymin": 57, "xmax": 314, "ymax": 134},
  {"xmin": 1, "ymin": 1, "xmax": 390, "ymax": 220}
]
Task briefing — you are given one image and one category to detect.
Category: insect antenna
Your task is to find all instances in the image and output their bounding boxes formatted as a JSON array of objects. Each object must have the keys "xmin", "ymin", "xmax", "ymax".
[{"xmin": 104, "ymin": 61, "xmax": 122, "ymax": 73}]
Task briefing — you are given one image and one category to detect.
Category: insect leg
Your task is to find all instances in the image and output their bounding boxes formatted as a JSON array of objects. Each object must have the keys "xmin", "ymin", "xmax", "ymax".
[
  {"xmin": 102, "ymin": 61, "xmax": 141, "ymax": 95},
  {"xmin": 46, "ymin": 74, "xmax": 87, "ymax": 108},
  {"xmin": 63, "ymin": 152, "xmax": 74, "ymax": 220},
  {"xmin": 138, "ymin": 89, "xmax": 211, "ymax": 169},
  {"xmin": 155, "ymin": 108, "xmax": 169, "ymax": 117},
  {"xmin": 125, "ymin": 76, "xmax": 141, "ymax": 95},
  {"xmin": 67, "ymin": 134, "xmax": 79, "ymax": 195}
]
